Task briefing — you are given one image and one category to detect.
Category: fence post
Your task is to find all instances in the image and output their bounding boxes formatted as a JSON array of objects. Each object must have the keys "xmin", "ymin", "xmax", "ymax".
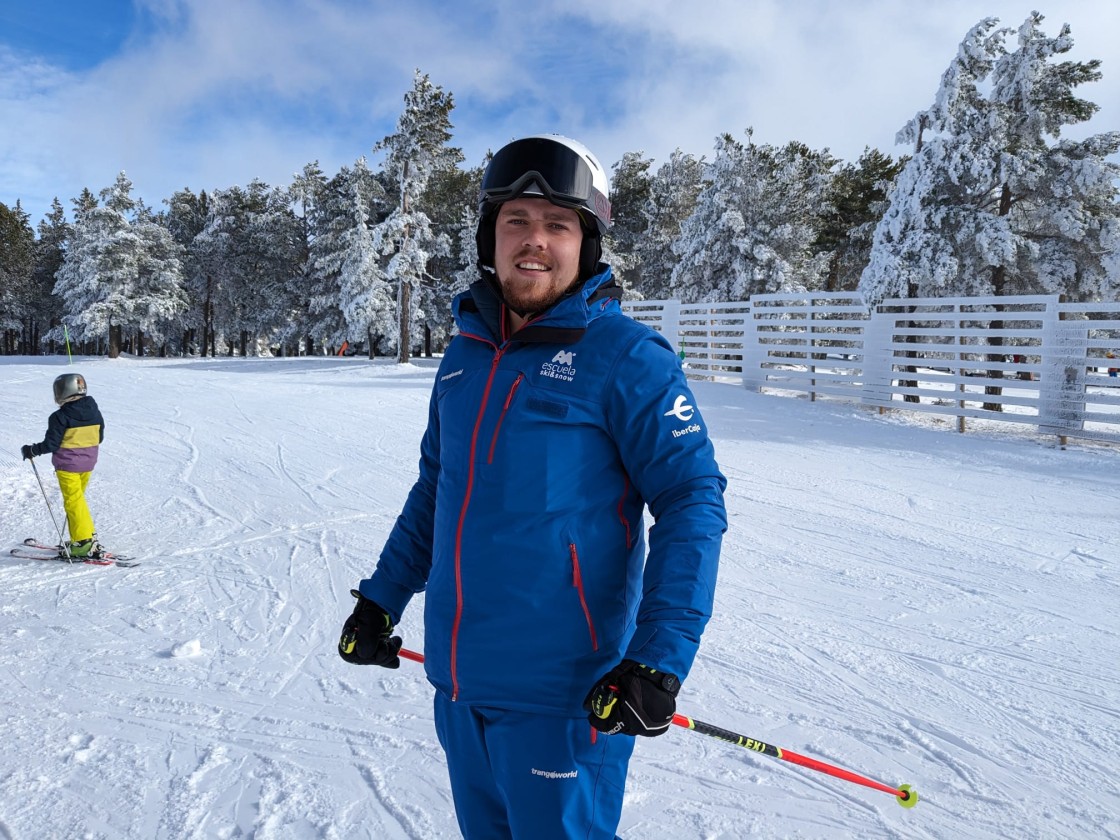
[
  {"xmin": 955, "ymin": 302, "xmax": 966, "ymax": 434},
  {"xmin": 741, "ymin": 304, "xmax": 764, "ymax": 392},
  {"xmin": 809, "ymin": 301, "xmax": 818, "ymax": 402},
  {"xmin": 861, "ymin": 302, "xmax": 894, "ymax": 414},
  {"xmin": 1038, "ymin": 296, "xmax": 1086, "ymax": 446},
  {"xmin": 661, "ymin": 300, "xmax": 682, "ymax": 361}
]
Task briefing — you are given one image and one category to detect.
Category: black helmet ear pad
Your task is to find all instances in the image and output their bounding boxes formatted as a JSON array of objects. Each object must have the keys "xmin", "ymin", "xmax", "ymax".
[
  {"xmin": 475, "ymin": 207, "xmax": 498, "ymax": 275},
  {"xmin": 578, "ymin": 231, "xmax": 602, "ymax": 281},
  {"xmin": 475, "ymin": 208, "xmax": 602, "ymax": 282}
]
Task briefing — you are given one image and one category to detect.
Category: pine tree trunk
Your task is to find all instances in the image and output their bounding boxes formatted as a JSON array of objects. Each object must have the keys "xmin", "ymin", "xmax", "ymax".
[
  {"xmin": 900, "ymin": 284, "xmax": 921, "ymax": 403},
  {"xmin": 983, "ymin": 184, "xmax": 1013, "ymax": 412},
  {"xmin": 108, "ymin": 324, "xmax": 122, "ymax": 359},
  {"xmin": 398, "ymin": 279, "xmax": 412, "ymax": 364}
]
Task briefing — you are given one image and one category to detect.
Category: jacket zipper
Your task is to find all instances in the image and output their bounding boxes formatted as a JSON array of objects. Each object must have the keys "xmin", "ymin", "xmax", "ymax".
[
  {"xmin": 486, "ymin": 374, "xmax": 524, "ymax": 463},
  {"xmin": 450, "ymin": 348, "xmax": 504, "ymax": 700},
  {"xmin": 570, "ymin": 543, "xmax": 599, "ymax": 651}
]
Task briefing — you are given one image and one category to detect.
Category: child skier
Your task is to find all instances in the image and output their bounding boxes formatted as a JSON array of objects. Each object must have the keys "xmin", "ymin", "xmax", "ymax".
[{"xmin": 20, "ymin": 373, "xmax": 105, "ymax": 558}]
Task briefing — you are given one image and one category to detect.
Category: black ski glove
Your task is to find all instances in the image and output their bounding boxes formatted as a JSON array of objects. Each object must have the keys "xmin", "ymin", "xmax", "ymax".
[
  {"xmin": 584, "ymin": 659, "xmax": 680, "ymax": 737},
  {"xmin": 21, "ymin": 445, "xmax": 34, "ymax": 460},
  {"xmin": 338, "ymin": 590, "xmax": 402, "ymax": 667}
]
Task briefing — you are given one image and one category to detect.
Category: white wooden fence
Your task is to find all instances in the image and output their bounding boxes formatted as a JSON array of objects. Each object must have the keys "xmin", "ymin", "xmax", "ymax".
[{"xmin": 622, "ymin": 294, "xmax": 1120, "ymax": 445}]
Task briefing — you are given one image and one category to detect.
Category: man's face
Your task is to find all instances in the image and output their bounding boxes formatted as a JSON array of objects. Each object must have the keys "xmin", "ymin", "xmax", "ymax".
[{"xmin": 493, "ymin": 197, "xmax": 584, "ymax": 316}]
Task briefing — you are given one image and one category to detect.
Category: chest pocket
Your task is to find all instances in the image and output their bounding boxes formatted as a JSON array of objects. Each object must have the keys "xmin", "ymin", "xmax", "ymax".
[{"xmin": 483, "ymin": 385, "xmax": 581, "ymax": 513}]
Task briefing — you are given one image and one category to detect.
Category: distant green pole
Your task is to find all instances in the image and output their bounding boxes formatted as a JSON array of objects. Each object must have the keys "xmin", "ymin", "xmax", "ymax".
[{"xmin": 63, "ymin": 325, "xmax": 73, "ymax": 363}]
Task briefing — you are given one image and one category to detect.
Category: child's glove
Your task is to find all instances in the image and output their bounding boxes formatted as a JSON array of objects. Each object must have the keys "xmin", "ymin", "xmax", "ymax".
[
  {"xmin": 20, "ymin": 445, "xmax": 34, "ymax": 460},
  {"xmin": 338, "ymin": 590, "xmax": 402, "ymax": 667},
  {"xmin": 584, "ymin": 659, "xmax": 680, "ymax": 737}
]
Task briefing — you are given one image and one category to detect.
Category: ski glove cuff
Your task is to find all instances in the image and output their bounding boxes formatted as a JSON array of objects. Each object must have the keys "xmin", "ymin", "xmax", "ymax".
[
  {"xmin": 338, "ymin": 590, "xmax": 402, "ymax": 668},
  {"xmin": 21, "ymin": 445, "xmax": 34, "ymax": 460},
  {"xmin": 583, "ymin": 659, "xmax": 680, "ymax": 737}
]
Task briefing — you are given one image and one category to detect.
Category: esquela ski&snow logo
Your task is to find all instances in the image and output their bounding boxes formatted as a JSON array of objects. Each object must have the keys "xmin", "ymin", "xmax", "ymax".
[{"xmin": 540, "ymin": 351, "xmax": 577, "ymax": 382}]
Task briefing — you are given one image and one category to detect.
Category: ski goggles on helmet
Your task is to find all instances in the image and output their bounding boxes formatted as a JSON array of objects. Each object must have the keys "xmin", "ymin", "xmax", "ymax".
[{"xmin": 479, "ymin": 137, "xmax": 611, "ymax": 233}]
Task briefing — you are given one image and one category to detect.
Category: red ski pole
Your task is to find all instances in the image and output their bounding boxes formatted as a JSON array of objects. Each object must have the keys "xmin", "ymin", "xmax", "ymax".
[
  {"xmin": 671, "ymin": 713, "xmax": 917, "ymax": 808},
  {"xmin": 396, "ymin": 648, "xmax": 917, "ymax": 808}
]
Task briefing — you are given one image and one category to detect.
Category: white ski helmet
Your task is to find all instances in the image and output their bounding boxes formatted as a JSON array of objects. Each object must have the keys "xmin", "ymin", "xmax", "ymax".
[
  {"xmin": 53, "ymin": 373, "xmax": 87, "ymax": 405},
  {"xmin": 476, "ymin": 134, "xmax": 612, "ymax": 281}
]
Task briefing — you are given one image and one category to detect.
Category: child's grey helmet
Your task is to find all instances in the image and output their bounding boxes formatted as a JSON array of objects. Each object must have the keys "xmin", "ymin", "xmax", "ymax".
[{"xmin": 53, "ymin": 373, "xmax": 87, "ymax": 405}]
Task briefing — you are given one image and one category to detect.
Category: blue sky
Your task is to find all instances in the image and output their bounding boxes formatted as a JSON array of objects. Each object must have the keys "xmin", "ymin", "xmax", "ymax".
[{"xmin": 2, "ymin": 0, "xmax": 1117, "ymax": 227}]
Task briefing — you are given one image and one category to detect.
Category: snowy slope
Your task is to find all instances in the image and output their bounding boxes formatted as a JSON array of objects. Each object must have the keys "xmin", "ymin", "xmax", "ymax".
[{"xmin": 1, "ymin": 356, "xmax": 1117, "ymax": 839}]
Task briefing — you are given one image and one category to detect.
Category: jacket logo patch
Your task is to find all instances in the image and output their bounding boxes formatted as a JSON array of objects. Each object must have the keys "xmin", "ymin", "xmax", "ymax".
[
  {"xmin": 664, "ymin": 395, "xmax": 695, "ymax": 422},
  {"xmin": 540, "ymin": 351, "xmax": 577, "ymax": 383}
]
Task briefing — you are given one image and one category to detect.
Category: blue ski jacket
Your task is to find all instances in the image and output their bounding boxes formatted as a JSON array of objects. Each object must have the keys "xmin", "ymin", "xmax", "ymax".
[{"xmin": 359, "ymin": 266, "xmax": 727, "ymax": 715}]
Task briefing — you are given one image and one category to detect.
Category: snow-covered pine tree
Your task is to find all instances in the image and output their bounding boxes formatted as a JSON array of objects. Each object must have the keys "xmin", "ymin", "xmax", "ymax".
[
  {"xmin": 815, "ymin": 148, "xmax": 904, "ymax": 292},
  {"xmin": 130, "ymin": 202, "xmax": 189, "ymax": 355},
  {"xmin": 302, "ymin": 164, "xmax": 352, "ymax": 354},
  {"xmin": 607, "ymin": 152, "xmax": 653, "ymax": 297},
  {"xmin": 860, "ymin": 13, "xmax": 1120, "ymax": 304},
  {"xmin": 240, "ymin": 183, "xmax": 304, "ymax": 356},
  {"xmin": 670, "ymin": 131, "xmax": 834, "ymax": 302},
  {"xmin": 449, "ymin": 204, "xmax": 480, "ymax": 299},
  {"xmin": 329, "ymin": 159, "xmax": 396, "ymax": 357},
  {"xmin": 0, "ymin": 200, "xmax": 36, "ymax": 353},
  {"xmin": 416, "ymin": 158, "xmax": 481, "ymax": 354},
  {"xmin": 634, "ymin": 149, "xmax": 704, "ymax": 301},
  {"xmin": 191, "ymin": 181, "xmax": 304, "ymax": 357},
  {"xmin": 54, "ymin": 172, "xmax": 185, "ymax": 358},
  {"xmin": 372, "ymin": 69, "xmax": 459, "ymax": 363},
  {"xmin": 288, "ymin": 161, "xmax": 328, "ymax": 356},
  {"xmin": 31, "ymin": 199, "xmax": 70, "ymax": 353},
  {"xmin": 166, "ymin": 188, "xmax": 212, "ymax": 355},
  {"xmin": 191, "ymin": 185, "xmax": 250, "ymax": 356},
  {"xmin": 987, "ymin": 13, "xmax": 1120, "ymax": 300}
]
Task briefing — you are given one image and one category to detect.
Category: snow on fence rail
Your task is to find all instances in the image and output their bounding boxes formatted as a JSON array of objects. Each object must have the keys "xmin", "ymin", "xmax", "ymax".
[{"xmin": 622, "ymin": 294, "xmax": 1120, "ymax": 445}]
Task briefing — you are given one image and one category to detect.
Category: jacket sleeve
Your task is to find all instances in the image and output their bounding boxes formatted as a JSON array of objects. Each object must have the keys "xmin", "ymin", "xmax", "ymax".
[
  {"xmin": 604, "ymin": 329, "xmax": 727, "ymax": 683},
  {"xmin": 357, "ymin": 382, "xmax": 441, "ymax": 625},
  {"xmin": 30, "ymin": 410, "xmax": 66, "ymax": 457}
]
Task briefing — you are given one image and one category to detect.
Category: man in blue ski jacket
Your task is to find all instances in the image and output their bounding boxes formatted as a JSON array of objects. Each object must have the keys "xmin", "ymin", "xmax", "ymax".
[{"xmin": 339, "ymin": 134, "xmax": 727, "ymax": 839}]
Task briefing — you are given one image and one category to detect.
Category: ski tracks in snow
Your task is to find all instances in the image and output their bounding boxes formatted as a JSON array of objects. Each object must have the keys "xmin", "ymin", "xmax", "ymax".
[
  {"xmin": 3, "ymin": 362, "xmax": 1118, "ymax": 838},
  {"xmin": 684, "ymin": 401, "xmax": 1120, "ymax": 839}
]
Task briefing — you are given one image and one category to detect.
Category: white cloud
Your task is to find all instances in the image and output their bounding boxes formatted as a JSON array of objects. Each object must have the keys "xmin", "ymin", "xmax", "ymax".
[{"xmin": 2, "ymin": 0, "xmax": 1116, "ymax": 225}]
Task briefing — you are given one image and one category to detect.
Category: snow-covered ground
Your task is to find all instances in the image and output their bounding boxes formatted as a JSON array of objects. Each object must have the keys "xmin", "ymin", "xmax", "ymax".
[{"xmin": 1, "ymin": 355, "xmax": 1117, "ymax": 839}]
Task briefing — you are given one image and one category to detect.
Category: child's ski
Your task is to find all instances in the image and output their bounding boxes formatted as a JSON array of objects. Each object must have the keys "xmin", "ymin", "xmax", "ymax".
[{"xmin": 14, "ymin": 538, "xmax": 140, "ymax": 568}]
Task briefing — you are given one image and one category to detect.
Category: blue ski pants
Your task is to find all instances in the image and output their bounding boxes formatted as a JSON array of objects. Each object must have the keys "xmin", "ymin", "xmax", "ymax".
[{"xmin": 433, "ymin": 692, "xmax": 636, "ymax": 839}]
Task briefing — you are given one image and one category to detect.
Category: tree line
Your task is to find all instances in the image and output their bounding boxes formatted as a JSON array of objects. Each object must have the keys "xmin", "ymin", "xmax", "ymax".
[{"xmin": 1, "ymin": 13, "xmax": 1117, "ymax": 360}]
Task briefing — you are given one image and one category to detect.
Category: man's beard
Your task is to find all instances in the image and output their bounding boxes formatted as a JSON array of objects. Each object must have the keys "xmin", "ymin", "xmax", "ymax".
[{"xmin": 499, "ymin": 272, "xmax": 583, "ymax": 318}]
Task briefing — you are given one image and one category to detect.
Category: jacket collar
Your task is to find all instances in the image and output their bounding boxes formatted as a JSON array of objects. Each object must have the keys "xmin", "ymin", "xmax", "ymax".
[{"xmin": 454, "ymin": 265, "xmax": 621, "ymax": 346}]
